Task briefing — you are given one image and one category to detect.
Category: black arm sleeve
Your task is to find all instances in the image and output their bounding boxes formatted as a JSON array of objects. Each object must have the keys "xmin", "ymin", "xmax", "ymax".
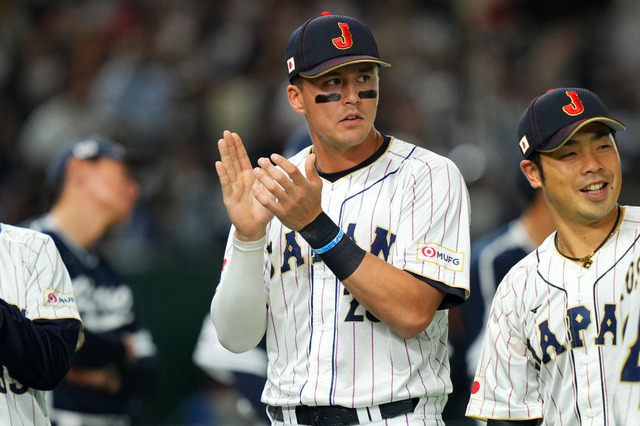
[
  {"xmin": 487, "ymin": 419, "xmax": 540, "ymax": 426},
  {"xmin": 0, "ymin": 299, "xmax": 82, "ymax": 390}
]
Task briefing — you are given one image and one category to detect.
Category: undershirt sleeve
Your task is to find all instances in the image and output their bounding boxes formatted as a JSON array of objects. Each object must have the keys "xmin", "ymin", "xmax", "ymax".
[
  {"xmin": 211, "ymin": 234, "xmax": 268, "ymax": 354},
  {"xmin": 0, "ymin": 299, "xmax": 82, "ymax": 390}
]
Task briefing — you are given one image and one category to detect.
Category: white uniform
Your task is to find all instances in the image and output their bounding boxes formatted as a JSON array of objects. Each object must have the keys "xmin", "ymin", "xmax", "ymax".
[
  {"xmin": 613, "ymin": 236, "xmax": 640, "ymax": 423},
  {"xmin": 466, "ymin": 205, "xmax": 640, "ymax": 424},
  {"xmin": 0, "ymin": 223, "xmax": 82, "ymax": 425},
  {"xmin": 217, "ymin": 136, "xmax": 471, "ymax": 424}
]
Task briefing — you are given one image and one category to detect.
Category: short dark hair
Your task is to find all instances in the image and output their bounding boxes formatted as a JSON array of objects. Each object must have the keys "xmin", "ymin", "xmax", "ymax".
[
  {"xmin": 290, "ymin": 74, "xmax": 304, "ymax": 88},
  {"xmin": 528, "ymin": 151, "xmax": 544, "ymax": 184}
]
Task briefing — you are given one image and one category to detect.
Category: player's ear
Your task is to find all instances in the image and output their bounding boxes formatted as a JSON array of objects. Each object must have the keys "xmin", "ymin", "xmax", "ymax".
[
  {"xmin": 287, "ymin": 84, "xmax": 306, "ymax": 114},
  {"xmin": 520, "ymin": 160, "xmax": 543, "ymax": 189}
]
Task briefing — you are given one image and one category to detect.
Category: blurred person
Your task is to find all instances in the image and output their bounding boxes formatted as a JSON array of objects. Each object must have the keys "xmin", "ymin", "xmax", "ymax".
[
  {"xmin": 461, "ymin": 171, "xmax": 554, "ymax": 385},
  {"xmin": 193, "ymin": 314, "xmax": 269, "ymax": 425},
  {"xmin": 26, "ymin": 135, "xmax": 157, "ymax": 426},
  {"xmin": 211, "ymin": 12, "xmax": 470, "ymax": 426},
  {"xmin": 0, "ymin": 222, "xmax": 83, "ymax": 424},
  {"xmin": 466, "ymin": 87, "xmax": 638, "ymax": 424}
]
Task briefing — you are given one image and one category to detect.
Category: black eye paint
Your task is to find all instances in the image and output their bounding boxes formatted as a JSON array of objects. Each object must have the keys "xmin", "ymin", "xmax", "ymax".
[
  {"xmin": 314, "ymin": 90, "xmax": 378, "ymax": 103},
  {"xmin": 315, "ymin": 93, "xmax": 341, "ymax": 103},
  {"xmin": 358, "ymin": 90, "xmax": 377, "ymax": 99}
]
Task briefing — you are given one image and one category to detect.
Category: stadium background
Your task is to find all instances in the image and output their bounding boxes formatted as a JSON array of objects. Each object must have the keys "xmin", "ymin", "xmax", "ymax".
[{"xmin": 1, "ymin": 0, "xmax": 639, "ymax": 424}]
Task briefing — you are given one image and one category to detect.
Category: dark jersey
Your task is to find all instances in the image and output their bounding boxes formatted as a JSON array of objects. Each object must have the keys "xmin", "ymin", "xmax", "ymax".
[{"xmin": 28, "ymin": 214, "xmax": 156, "ymax": 421}]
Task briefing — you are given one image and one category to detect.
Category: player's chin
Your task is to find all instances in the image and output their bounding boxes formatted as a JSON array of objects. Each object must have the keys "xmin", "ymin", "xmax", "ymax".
[{"xmin": 336, "ymin": 123, "xmax": 371, "ymax": 141}]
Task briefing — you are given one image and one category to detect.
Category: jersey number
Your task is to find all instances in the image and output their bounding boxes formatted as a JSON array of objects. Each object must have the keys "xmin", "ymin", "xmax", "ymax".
[
  {"xmin": 621, "ymin": 318, "xmax": 640, "ymax": 382},
  {"xmin": 0, "ymin": 375, "xmax": 28, "ymax": 395},
  {"xmin": 621, "ymin": 255, "xmax": 640, "ymax": 382},
  {"xmin": 345, "ymin": 297, "xmax": 380, "ymax": 323}
]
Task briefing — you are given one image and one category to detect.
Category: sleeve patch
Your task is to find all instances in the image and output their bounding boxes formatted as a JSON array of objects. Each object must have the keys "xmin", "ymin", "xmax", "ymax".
[
  {"xmin": 43, "ymin": 288, "xmax": 76, "ymax": 308},
  {"xmin": 470, "ymin": 375, "xmax": 485, "ymax": 402},
  {"xmin": 416, "ymin": 242, "xmax": 464, "ymax": 272}
]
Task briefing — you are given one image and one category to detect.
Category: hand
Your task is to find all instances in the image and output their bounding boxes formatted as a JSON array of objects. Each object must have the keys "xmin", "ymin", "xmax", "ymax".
[
  {"xmin": 121, "ymin": 332, "xmax": 138, "ymax": 367},
  {"xmin": 215, "ymin": 131, "xmax": 274, "ymax": 241},
  {"xmin": 65, "ymin": 365, "xmax": 121, "ymax": 394},
  {"xmin": 252, "ymin": 152, "xmax": 323, "ymax": 231}
]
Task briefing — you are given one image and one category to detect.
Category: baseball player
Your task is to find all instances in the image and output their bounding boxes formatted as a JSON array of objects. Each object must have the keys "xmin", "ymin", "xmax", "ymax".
[
  {"xmin": 211, "ymin": 11, "xmax": 471, "ymax": 426},
  {"xmin": 466, "ymin": 87, "xmax": 640, "ymax": 425},
  {"xmin": 26, "ymin": 135, "xmax": 157, "ymax": 426},
  {"xmin": 0, "ymin": 222, "xmax": 83, "ymax": 424}
]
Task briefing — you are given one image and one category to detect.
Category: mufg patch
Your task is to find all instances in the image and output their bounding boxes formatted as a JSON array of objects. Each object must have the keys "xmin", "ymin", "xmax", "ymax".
[{"xmin": 417, "ymin": 242, "xmax": 464, "ymax": 272}]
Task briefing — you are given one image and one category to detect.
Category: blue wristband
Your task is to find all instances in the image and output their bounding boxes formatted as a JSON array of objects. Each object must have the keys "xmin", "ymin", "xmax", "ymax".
[
  {"xmin": 313, "ymin": 229, "xmax": 344, "ymax": 254},
  {"xmin": 299, "ymin": 212, "xmax": 365, "ymax": 280}
]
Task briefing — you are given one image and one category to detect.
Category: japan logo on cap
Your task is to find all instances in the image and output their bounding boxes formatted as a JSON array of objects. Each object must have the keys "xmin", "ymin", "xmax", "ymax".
[
  {"xmin": 287, "ymin": 57, "xmax": 296, "ymax": 73},
  {"xmin": 519, "ymin": 135, "xmax": 530, "ymax": 155}
]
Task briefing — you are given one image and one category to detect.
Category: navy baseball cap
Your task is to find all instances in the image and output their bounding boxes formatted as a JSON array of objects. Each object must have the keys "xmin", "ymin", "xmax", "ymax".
[
  {"xmin": 517, "ymin": 87, "xmax": 626, "ymax": 159},
  {"xmin": 45, "ymin": 134, "xmax": 140, "ymax": 190},
  {"xmin": 285, "ymin": 11, "xmax": 391, "ymax": 82}
]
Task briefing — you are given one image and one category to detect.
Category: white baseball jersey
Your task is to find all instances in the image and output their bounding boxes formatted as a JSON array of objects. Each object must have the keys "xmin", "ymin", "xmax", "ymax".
[
  {"xmin": 218, "ymin": 136, "xmax": 471, "ymax": 421},
  {"xmin": 613, "ymin": 237, "xmax": 640, "ymax": 423},
  {"xmin": 466, "ymin": 205, "xmax": 640, "ymax": 425},
  {"xmin": 0, "ymin": 223, "xmax": 82, "ymax": 425}
]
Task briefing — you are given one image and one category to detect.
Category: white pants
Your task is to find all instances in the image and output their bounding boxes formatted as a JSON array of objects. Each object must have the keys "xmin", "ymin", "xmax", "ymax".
[{"xmin": 50, "ymin": 409, "xmax": 130, "ymax": 426}]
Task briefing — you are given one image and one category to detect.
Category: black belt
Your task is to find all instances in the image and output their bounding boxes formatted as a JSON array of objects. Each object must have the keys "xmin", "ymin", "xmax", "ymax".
[{"xmin": 268, "ymin": 398, "xmax": 419, "ymax": 425}]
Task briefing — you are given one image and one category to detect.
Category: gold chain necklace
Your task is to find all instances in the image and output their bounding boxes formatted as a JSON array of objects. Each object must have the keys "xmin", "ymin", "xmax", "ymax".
[{"xmin": 554, "ymin": 205, "xmax": 622, "ymax": 269}]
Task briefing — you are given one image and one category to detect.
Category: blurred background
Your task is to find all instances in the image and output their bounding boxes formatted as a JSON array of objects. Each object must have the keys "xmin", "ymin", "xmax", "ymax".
[{"xmin": 1, "ymin": 0, "xmax": 639, "ymax": 424}]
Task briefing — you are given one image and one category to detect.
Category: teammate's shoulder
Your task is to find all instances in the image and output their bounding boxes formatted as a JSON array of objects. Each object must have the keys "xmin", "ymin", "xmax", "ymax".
[
  {"xmin": 622, "ymin": 205, "xmax": 640, "ymax": 223},
  {"xmin": 287, "ymin": 145, "xmax": 313, "ymax": 167},
  {"xmin": 0, "ymin": 222, "xmax": 53, "ymax": 247},
  {"xmin": 387, "ymin": 137, "xmax": 465, "ymax": 184},
  {"xmin": 389, "ymin": 136, "xmax": 459, "ymax": 166}
]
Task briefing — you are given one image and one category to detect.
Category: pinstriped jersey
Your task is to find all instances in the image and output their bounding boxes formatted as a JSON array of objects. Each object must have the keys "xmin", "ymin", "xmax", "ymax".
[
  {"xmin": 466, "ymin": 205, "xmax": 640, "ymax": 425},
  {"xmin": 220, "ymin": 136, "xmax": 471, "ymax": 418},
  {"xmin": 0, "ymin": 223, "xmax": 82, "ymax": 425},
  {"xmin": 615, "ymin": 290, "xmax": 640, "ymax": 423},
  {"xmin": 614, "ymin": 208, "xmax": 640, "ymax": 423}
]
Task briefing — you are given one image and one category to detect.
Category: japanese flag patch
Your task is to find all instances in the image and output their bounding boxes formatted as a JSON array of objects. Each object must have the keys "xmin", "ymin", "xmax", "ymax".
[{"xmin": 469, "ymin": 375, "xmax": 485, "ymax": 402}]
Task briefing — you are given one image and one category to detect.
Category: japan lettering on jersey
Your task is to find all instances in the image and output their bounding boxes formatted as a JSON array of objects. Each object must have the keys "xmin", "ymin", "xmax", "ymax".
[
  {"xmin": 467, "ymin": 206, "xmax": 640, "ymax": 424},
  {"xmin": 614, "ymin": 229, "xmax": 640, "ymax": 422}
]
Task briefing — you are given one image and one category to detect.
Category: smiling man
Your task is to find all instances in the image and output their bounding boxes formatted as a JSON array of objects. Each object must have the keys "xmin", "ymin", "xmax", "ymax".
[
  {"xmin": 210, "ymin": 11, "xmax": 471, "ymax": 426},
  {"xmin": 466, "ymin": 88, "xmax": 640, "ymax": 425}
]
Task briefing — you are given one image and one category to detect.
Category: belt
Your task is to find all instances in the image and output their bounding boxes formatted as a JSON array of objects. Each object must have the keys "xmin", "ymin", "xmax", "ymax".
[{"xmin": 268, "ymin": 398, "xmax": 419, "ymax": 425}]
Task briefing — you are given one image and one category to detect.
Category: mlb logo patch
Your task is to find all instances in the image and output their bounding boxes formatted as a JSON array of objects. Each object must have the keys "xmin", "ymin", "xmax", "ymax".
[
  {"xmin": 287, "ymin": 57, "xmax": 296, "ymax": 73},
  {"xmin": 519, "ymin": 135, "xmax": 530, "ymax": 154}
]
